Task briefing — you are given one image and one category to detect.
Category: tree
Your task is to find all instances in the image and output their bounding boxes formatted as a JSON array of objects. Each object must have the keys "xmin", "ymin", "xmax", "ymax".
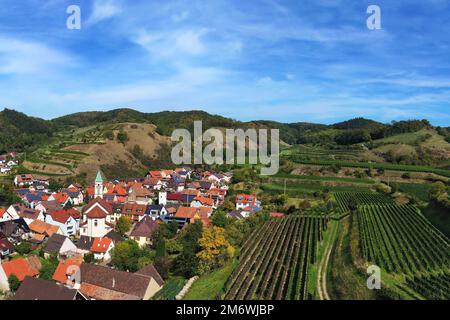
[
  {"xmin": 15, "ymin": 242, "xmax": 32, "ymax": 255},
  {"xmin": 8, "ymin": 274, "xmax": 21, "ymax": 292},
  {"xmin": 39, "ymin": 254, "xmax": 59, "ymax": 280},
  {"xmin": 166, "ymin": 239, "xmax": 183, "ymax": 254},
  {"xmin": 167, "ymin": 220, "xmax": 179, "ymax": 238},
  {"xmin": 172, "ymin": 248, "xmax": 199, "ymax": 278},
  {"xmin": 154, "ymin": 256, "xmax": 170, "ymax": 280},
  {"xmin": 180, "ymin": 220, "xmax": 203, "ymax": 251},
  {"xmin": 111, "ymin": 240, "xmax": 141, "ymax": 271},
  {"xmin": 48, "ymin": 179, "xmax": 63, "ymax": 192},
  {"xmin": 155, "ymin": 235, "xmax": 166, "ymax": 258},
  {"xmin": 110, "ymin": 240, "xmax": 154, "ymax": 272},
  {"xmin": 211, "ymin": 211, "xmax": 230, "ymax": 228},
  {"xmin": 0, "ymin": 183, "xmax": 21, "ymax": 206},
  {"xmin": 116, "ymin": 216, "xmax": 132, "ymax": 236},
  {"xmin": 84, "ymin": 252, "xmax": 95, "ymax": 263},
  {"xmin": 197, "ymin": 226, "xmax": 235, "ymax": 274},
  {"xmin": 117, "ymin": 131, "xmax": 129, "ymax": 144}
]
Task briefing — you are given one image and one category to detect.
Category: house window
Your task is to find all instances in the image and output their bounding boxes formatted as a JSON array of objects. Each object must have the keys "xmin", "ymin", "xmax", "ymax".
[{"xmin": 94, "ymin": 220, "xmax": 98, "ymax": 227}]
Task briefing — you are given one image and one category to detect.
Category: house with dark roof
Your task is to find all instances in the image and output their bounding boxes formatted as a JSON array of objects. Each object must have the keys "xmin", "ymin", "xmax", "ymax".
[
  {"xmin": 43, "ymin": 234, "xmax": 77, "ymax": 257},
  {"xmin": 145, "ymin": 204, "xmax": 168, "ymax": 219},
  {"xmin": 35, "ymin": 200, "xmax": 63, "ymax": 214},
  {"xmin": 6, "ymin": 204, "xmax": 44, "ymax": 225},
  {"xmin": 14, "ymin": 276, "xmax": 84, "ymax": 300},
  {"xmin": 0, "ymin": 238, "xmax": 14, "ymax": 258},
  {"xmin": 0, "ymin": 218, "xmax": 30, "ymax": 243},
  {"xmin": 76, "ymin": 235, "xmax": 95, "ymax": 254},
  {"xmin": 76, "ymin": 263, "xmax": 163, "ymax": 300},
  {"xmin": 130, "ymin": 216, "xmax": 160, "ymax": 247},
  {"xmin": 135, "ymin": 265, "xmax": 164, "ymax": 287},
  {"xmin": 104, "ymin": 230, "xmax": 124, "ymax": 244}
]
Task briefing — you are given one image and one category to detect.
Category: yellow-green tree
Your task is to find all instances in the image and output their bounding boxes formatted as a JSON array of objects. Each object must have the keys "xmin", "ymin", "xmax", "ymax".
[{"xmin": 196, "ymin": 226, "xmax": 235, "ymax": 274}]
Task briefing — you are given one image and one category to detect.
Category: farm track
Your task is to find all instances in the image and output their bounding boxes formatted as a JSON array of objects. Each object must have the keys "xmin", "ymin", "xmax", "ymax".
[{"xmin": 317, "ymin": 221, "xmax": 338, "ymax": 300}]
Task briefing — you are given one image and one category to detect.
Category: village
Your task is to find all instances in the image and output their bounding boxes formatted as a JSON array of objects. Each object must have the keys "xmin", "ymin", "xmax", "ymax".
[{"xmin": 0, "ymin": 166, "xmax": 266, "ymax": 300}]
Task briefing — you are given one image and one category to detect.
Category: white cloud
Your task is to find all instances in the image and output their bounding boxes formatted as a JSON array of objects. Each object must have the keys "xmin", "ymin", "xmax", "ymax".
[
  {"xmin": 133, "ymin": 28, "xmax": 209, "ymax": 58},
  {"xmin": 171, "ymin": 11, "xmax": 190, "ymax": 23},
  {"xmin": 87, "ymin": 0, "xmax": 122, "ymax": 25},
  {"xmin": 0, "ymin": 36, "xmax": 74, "ymax": 75}
]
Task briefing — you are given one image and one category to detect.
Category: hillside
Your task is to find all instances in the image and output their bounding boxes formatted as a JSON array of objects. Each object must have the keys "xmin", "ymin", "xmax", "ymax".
[
  {"xmin": 1, "ymin": 107, "xmax": 449, "ymax": 181},
  {"xmin": 0, "ymin": 109, "xmax": 54, "ymax": 153}
]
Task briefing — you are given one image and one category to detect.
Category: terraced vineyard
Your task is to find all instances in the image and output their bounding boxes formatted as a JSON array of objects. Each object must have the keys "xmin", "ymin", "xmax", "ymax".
[
  {"xmin": 224, "ymin": 215, "xmax": 328, "ymax": 300},
  {"xmin": 357, "ymin": 204, "xmax": 450, "ymax": 274},
  {"xmin": 334, "ymin": 192, "xmax": 393, "ymax": 212}
]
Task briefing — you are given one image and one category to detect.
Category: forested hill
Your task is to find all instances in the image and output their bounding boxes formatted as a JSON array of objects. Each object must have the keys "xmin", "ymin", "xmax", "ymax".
[
  {"xmin": 0, "ymin": 109, "xmax": 54, "ymax": 152},
  {"xmin": 0, "ymin": 107, "xmax": 449, "ymax": 153}
]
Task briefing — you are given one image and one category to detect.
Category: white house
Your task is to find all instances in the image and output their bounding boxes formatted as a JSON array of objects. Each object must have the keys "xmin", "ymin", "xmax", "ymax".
[
  {"xmin": 90, "ymin": 237, "xmax": 114, "ymax": 261},
  {"xmin": 62, "ymin": 188, "xmax": 84, "ymax": 206},
  {"xmin": 0, "ymin": 167, "xmax": 11, "ymax": 174},
  {"xmin": 0, "ymin": 207, "xmax": 19, "ymax": 222},
  {"xmin": 45, "ymin": 209, "xmax": 79, "ymax": 237},
  {"xmin": 14, "ymin": 174, "xmax": 34, "ymax": 187},
  {"xmin": 190, "ymin": 196, "xmax": 216, "ymax": 209},
  {"xmin": 6, "ymin": 204, "xmax": 44, "ymax": 225},
  {"xmin": 43, "ymin": 234, "xmax": 78, "ymax": 257}
]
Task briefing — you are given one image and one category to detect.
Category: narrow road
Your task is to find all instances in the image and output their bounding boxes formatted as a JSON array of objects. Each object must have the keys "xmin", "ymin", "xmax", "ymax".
[{"xmin": 317, "ymin": 222, "xmax": 338, "ymax": 300}]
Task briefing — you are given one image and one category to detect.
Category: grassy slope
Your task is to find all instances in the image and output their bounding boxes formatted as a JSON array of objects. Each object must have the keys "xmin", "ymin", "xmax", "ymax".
[
  {"xmin": 183, "ymin": 255, "xmax": 239, "ymax": 300},
  {"xmin": 327, "ymin": 217, "xmax": 379, "ymax": 300}
]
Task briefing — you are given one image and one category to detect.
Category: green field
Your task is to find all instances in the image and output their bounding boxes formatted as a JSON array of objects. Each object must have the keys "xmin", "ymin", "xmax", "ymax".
[
  {"xmin": 184, "ymin": 256, "xmax": 239, "ymax": 300},
  {"xmin": 286, "ymin": 157, "xmax": 450, "ymax": 177}
]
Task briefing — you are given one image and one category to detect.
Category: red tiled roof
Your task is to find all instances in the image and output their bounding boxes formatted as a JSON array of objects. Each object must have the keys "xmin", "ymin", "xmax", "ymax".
[
  {"xmin": 148, "ymin": 171, "xmax": 163, "ymax": 178},
  {"xmin": 0, "ymin": 208, "xmax": 6, "ymax": 219},
  {"xmin": 83, "ymin": 198, "xmax": 112, "ymax": 216},
  {"xmin": 52, "ymin": 256, "xmax": 83, "ymax": 283},
  {"xmin": 121, "ymin": 203, "xmax": 146, "ymax": 216},
  {"xmin": 1, "ymin": 257, "xmax": 40, "ymax": 281},
  {"xmin": 86, "ymin": 207, "xmax": 107, "ymax": 219},
  {"xmin": 270, "ymin": 212, "xmax": 287, "ymax": 217},
  {"xmin": 175, "ymin": 206, "xmax": 212, "ymax": 219},
  {"xmin": 235, "ymin": 194, "xmax": 257, "ymax": 205},
  {"xmin": 91, "ymin": 237, "xmax": 113, "ymax": 253},
  {"xmin": 48, "ymin": 210, "xmax": 72, "ymax": 223},
  {"xmin": 167, "ymin": 193, "xmax": 184, "ymax": 202},
  {"xmin": 193, "ymin": 196, "xmax": 214, "ymax": 206},
  {"xmin": 52, "ymin": 193, "xmax": 69, "ymax": 204}
]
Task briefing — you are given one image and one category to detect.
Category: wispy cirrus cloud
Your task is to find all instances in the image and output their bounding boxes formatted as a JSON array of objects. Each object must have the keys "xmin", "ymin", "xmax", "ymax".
[
  {"xmin": 0, "ymin": 35, "xmax": 75, "ymax": 75},
  {"xmin": 87, "ymin": 0, "xmax": 122, "ymax": 25}
]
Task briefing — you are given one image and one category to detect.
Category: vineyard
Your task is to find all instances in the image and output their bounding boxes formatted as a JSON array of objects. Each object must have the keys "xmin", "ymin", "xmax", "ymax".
[
  {"xmin": 405, "ymin": 272, "xmax": 450, "ymax": 300},
  {"xmin": 224, "ymin": 215, "xmax": 328, "ymax": 300},
  {"xmin": 334, "ymin": 192, "xmax": 393, "ymax": 212},
  {"xmin": 357, "ymin": 204, "xmax": 450, "ymax": 274}
]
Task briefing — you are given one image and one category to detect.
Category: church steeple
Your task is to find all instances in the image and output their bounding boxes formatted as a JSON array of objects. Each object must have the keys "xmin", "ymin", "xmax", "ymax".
[{"xmin": 94, "ymin": 170, "xmax": 104, "ymax": 199}]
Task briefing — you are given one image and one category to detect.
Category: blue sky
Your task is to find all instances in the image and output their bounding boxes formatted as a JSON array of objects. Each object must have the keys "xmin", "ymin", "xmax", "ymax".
[{"xmin": 0, "ymin": 0, "xmax": 450, "ymax": 125}]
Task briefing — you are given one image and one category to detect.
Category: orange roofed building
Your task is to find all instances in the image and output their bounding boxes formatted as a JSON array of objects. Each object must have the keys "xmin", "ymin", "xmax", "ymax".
[
  {"xmin": 52, "ymin": 256, "xmax": 84, "ymax": 284},
  {"xmin": 175, "ymin": 206, "xmax": 212, "ymax": 226},
  {"xmin": 0, "ymin": 256, "xmax": 42, "ymax": 291}
]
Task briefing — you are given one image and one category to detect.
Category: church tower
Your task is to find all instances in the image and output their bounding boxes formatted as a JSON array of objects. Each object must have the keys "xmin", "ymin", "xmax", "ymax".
[{"xmin": 94, "ymin": 170, "xmax": 104, "ymax": 199}]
